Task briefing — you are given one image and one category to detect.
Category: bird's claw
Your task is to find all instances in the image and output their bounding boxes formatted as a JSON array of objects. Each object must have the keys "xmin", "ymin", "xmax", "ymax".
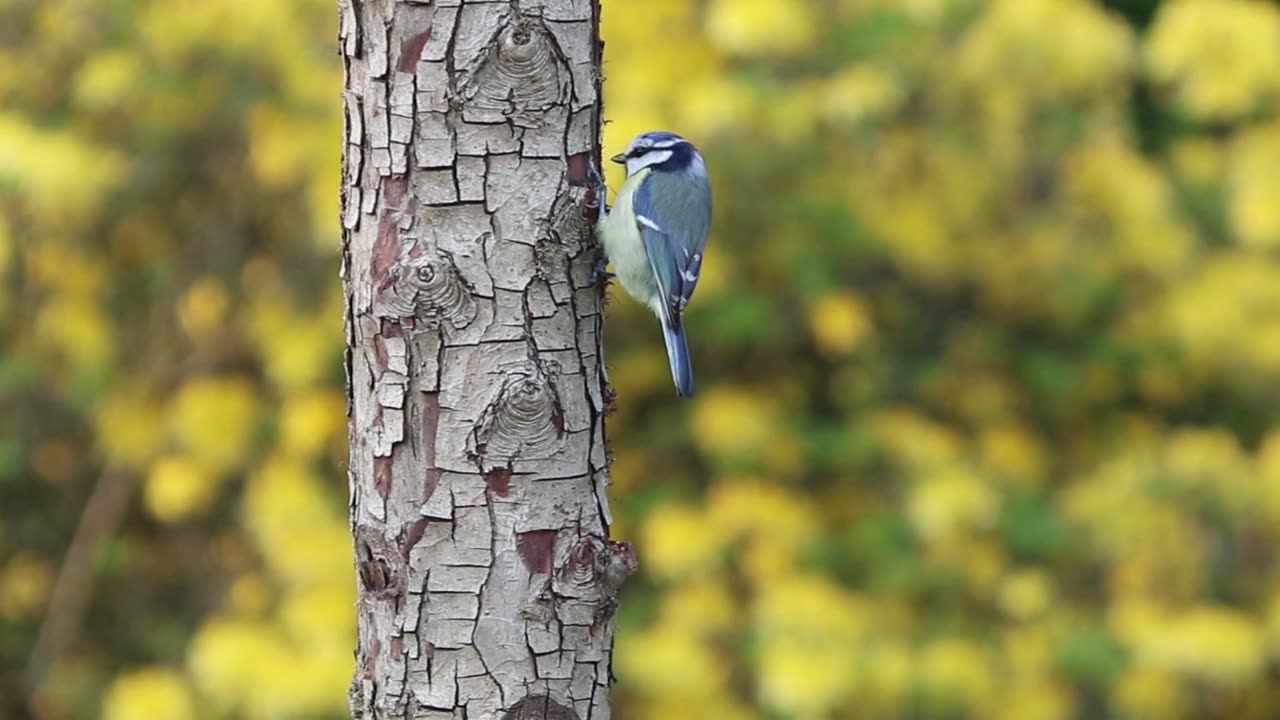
[
  {"xmin": 583, "ymin": 160, "xmax": 608, "ymax": 214},
  {"xmin": 592, "ymin": 254, "xmax": 614, "ymax": 285}
]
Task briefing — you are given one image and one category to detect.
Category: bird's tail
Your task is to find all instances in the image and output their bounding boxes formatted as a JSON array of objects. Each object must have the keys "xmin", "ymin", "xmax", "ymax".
[{"xmin": 661, "ymin": 320, "xmax": 695, "ymax": 398}]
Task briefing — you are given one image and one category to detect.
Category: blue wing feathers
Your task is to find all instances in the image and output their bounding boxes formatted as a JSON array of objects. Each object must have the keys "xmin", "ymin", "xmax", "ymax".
[
  {"xmin": 634, "ymin": 170, "xmax": 711, "ymax": 396},
  {"xmin": 662, "ymin": 320, "xmax": 695, "ymax": 398},
  {"xmin": 634, "ymin": 170, "xmax": 712, "ymax": 316}
]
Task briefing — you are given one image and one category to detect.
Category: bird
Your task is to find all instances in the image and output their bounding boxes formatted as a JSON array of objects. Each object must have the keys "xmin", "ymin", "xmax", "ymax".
[{"xmin": 595, "ymin": 130, "xmax": 712, "ymax": 398}]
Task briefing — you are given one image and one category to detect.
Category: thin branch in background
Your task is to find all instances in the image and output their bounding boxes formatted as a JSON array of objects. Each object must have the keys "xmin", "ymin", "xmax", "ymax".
[{"xmin": 26, "ymin": 468, "xmax": 135, "ymax": 710}]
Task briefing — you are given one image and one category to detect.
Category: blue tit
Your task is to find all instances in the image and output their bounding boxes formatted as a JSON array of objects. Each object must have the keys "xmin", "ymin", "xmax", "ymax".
[{"xmin": 596, "ymin": 130, "xmax": 712, "ymax": 398}]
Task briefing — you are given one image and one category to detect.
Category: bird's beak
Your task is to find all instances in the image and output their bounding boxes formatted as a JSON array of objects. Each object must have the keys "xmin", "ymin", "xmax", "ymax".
[{"xmin": 610, "ymin": 152, "xmax": 626, "ymax": 164}]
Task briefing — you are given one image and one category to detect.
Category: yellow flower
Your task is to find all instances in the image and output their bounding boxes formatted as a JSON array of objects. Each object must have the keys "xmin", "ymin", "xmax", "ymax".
[
  {"xmin": 823, "ymin": 65, "xmax": 903, "ymax": 123},
  {"xmin": 738, "ymin": 536, "xmax": 796, "ymax": 585},
  {"xmin": 1112, "ymin": 667, "xmax": 1185, "ymax": 720},
  {"xmin": 257, "ymin": 648, "xmax": 352, "ymax": 716},
  {"xmin": 919, "ymin": 638, "xmax": 995, "ymax": 711},
  {"xmin": 244, "ymin": 456, "xmax": 350, "ymax": 587},
  {"xmin": 706, "ymin": 0, "xmax": 815, "ymax": 56},
  {"xmin": 1228, "ymin": 124, "xmax": 1280, "ymax": 248},
  {"xmin": 678, "ymin": 76, "xmax": 754, "ymax": 137},
  {"xmin": 908, "ymin": 467, "xmax": 1000, "ymax": 542},
  {"xmin": 73, "ymin": 49, "xmax": 141, "ymax": 110},
  {"xmin": 1064, "ymin": 142, "xmax": 1193, "ymax": 277},
  {"xmin": 187, "ymin": 616, "xmax": 287, "ymax": 709},
  {"xmin": 169, "ymin": 376, "xmax": 259, "ymax": 474},
  {"xmin": 690, "ymin": 386, "xmax": 775, "ymax": 460},
  {"xmin": 177, "ymin": 276, "xmax": 231, "ymax": 340},
  {"xmin": 955, "ymin": 0, "xmax": 1134, "ymax": 97},
  {"xmin": 988, "ymin": 681, "xmax": 1072, "ymax": 720},
  {"xmin": 809, "ymin": 289, "xmax": 874, "ymax": 357},
  {"xmin": 1002, "ymin": 626, "xmax": 1057, "ymax": 681},
  {"xmin": 979, "ymin": 424, "xmax": 1047, "ymax": 486},
  {"xmin": 757, "ymin": 644, "xmax": 854, "ymax": 716},
  {"xmin": 34, "ymin": 296, "xmax": 115, "ymax": 371},
  {"xmin": 1259, "ymin": 429, "xmax": 1280, "ymax": 522},
  {"xmin": 279, "ymin": 389, "xmax": 347, "ymax": 458},
  {"xmin": 617, "ymin": 620, "xmax": 726, "ymax": 698},
  {"xmin": 248, "ymin": 103, "xmax": 305, "ymax": 188},
  {"xmin": 870, "ymin": 408, "xmax": 966, "ymax": 470},
  {"xmin": 190, "ymin": 613, "xmax": 351, "ymax": 718},
  {"xmin": 863, "ymin": 641, "xmax": 913, "ymax": 707},
  {"xmin": 279, "ymin": 586, "xmax": 356, "ymax": 654},
  {"xmin": 0, "ymin": 113, "xmax": 124, "ymax": 218},
  {"xmin": 102, "ymin": 667, "xmax": 195, "ymax": 720},
  {"xmin": 1161, "ymin": 428, "xmax": 1255, "ymax": 512},
  {"xmin": 641, "ymin": 503, "xmax": 723, "ymax": 580},
  {"xmin": 25, "ymin": 243, "xmax": 108, "ymax": 297},
  {"xmin": 658, "ymin": 579, "xmax": 737, "ymax": 637},
  {"xmin": 256, "ymin": 315, "xmax": 339, "ymax": 392},
  {"xmin": 754, "ymin": 574, "xmax": 868, "ymax": 715},
  {"xmin": 602, "ymin": 0, "xmax": 701, "ymax": 56},
  {"xmin": 139, "ymin": 0, "xmax": 294, "ymax": 63},
  {"xmin": 1165, "ymin": 252, "xmax": 1280, "ymax": 374},
  {"xmin": 998, "ymin": 569, "xmax": 1053, "ymax": 620},
  {"xmin": 95, "ymin": 389, "xmax": 165, "ymax": 468},
  {"xmin": 706, "ymin": 481, "xmax": 818, "ymax": 550},
  {"xmin": 1145, "ymin": 0, "xmax": 1280, "ymax": 121},
  {"xmin": 0, "ymin": 553, "xmax": 53, "ymax": 620},
  {"xmin": 1125, "ymin": 604, "xmax": 1265, "ymax": 684},
  {"xmin": 144, "ymin": 455, "xmax": 219, "ymax": 524}
]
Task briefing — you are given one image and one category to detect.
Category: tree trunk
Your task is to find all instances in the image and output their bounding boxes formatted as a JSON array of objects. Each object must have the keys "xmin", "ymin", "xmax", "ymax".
[{"xmin": 338, "ymin": 2, "xmax": 628, "ymax": 718}]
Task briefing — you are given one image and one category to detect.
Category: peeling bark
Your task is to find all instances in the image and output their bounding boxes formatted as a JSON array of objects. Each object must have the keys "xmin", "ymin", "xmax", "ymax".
[{"xmin": 340, "ymin": 1, "xmax": 626, "ymax": 718}]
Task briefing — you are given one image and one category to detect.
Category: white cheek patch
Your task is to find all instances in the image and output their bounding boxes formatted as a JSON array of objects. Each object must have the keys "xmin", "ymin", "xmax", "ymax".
[{"xmin": 626, "ymin": 150, "xmax": 673, "ymax": 176}]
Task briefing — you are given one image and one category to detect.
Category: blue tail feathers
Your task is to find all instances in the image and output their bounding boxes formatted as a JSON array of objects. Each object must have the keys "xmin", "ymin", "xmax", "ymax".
[{"xmin": 661, "ymin": 320, "xmax": 695, "ymax": 398}]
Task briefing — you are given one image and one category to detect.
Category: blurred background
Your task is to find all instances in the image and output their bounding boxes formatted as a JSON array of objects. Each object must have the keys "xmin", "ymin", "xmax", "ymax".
[{"xmin": 4, "ymin": 0, "xmax": 1280, "ymax": 718}]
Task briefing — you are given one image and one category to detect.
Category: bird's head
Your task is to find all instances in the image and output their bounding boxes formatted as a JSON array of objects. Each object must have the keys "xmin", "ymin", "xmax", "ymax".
[{"xmin": 611, "ymin": 130, "xmax": 704, "ymax": 178}]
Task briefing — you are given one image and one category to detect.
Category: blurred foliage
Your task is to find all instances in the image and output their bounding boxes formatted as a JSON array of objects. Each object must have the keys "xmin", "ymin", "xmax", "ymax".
[{"xmin": 4, "ymin": 0, "xmax": 1280, "ymax": 718}]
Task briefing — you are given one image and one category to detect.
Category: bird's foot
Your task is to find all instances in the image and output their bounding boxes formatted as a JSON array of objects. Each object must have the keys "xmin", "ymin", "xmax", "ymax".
[
  {"xmin": 582, "ymin": 160, "xmax": 609, "ymax": 217},
  {"xmin": 592, "ymin": 254, "xmax": 614, "ymax": 285}
]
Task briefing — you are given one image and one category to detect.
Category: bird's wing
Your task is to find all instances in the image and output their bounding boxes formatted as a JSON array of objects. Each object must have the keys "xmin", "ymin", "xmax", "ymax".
[{"xmin": 633, "ymin": 169, "xmax": 712, "ymax": 326}]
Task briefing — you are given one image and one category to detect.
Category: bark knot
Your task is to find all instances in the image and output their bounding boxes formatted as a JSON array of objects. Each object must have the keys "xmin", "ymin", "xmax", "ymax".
[
  {"xmin": 550, "ymin": 534, "xmax": 634, "ymax": 602},
  {"xmin": 470, "ymin": 359, "xmax": 565, "ymax": 471},
  {"xmin": 374, "ymin": 249, "xmax": 478, "ymax": 331},
  {"xmin": 457, "ymin": 9, "xmax": 571, "ymax": 126}
]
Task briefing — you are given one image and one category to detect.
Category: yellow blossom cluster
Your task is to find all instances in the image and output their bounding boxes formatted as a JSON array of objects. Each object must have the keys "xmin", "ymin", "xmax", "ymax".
[
  {"xmin": 601, "ymin": 0, "xmax": 1280, "ymax": 718},
  {"xmin": 5, "ymin": 0, "xmax": 1280, "ymax": 719},
  {"xmin": 2, "ymin": 0, "xmax": 351, "ymax": 717}
]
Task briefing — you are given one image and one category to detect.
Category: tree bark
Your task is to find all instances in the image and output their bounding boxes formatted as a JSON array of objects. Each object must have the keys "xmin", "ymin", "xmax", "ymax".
[{"xmin": 338, "ymin": 2, "xmax": 627, "ymax": 718}]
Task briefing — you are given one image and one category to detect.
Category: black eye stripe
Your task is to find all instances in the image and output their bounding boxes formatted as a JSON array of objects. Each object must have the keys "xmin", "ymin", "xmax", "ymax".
[{"xmin": 629, "ymin": 142, "xmax": 682, "ymax": 158}]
